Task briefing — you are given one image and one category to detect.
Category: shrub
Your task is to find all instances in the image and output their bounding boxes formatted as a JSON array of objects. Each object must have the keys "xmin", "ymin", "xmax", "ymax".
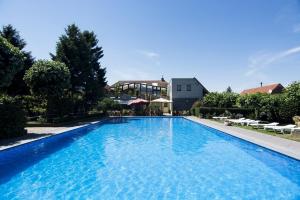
[
  {"xmin": 24, "ymin": 60, "xmax": 71, "ymax": 120},
  {"xmin": 293, "ymin": 116, "xmax": 300, "ymax": 126},
  {"xmin": 0, "ymin": 97, "xmax": 26, "ymax": 139},
  {"xmin": 198, "ymin": 107, "xmax": 254, "ymax": 119},
  {"xmin": 147, "ymin": 104, "xmax": 163, "ymax": 116},
  {"xmin": 202, "ymin": 92, "xmax": 238, "ymax": 108},
  {"xmin": 24, "ymin": 60, "xmax": 70, "ymax": 97},
  {"xmin": 97, "ymin": 98, "xmax": 121, "ymax": 113}
]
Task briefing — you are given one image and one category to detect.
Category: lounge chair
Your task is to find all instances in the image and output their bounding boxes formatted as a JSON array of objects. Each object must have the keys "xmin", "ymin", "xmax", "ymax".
[
  {"xmin": 213, "ymin": 116, "xmax": 228, "ymax": 120},
  {"xmin": 228, "ymin": 118, "xmax": 245, "ymax": 123},
  {"xmin": 235, "ymin": 119, "xmax": 259, "ymax": 126},
  {"xmin": 264, "ymin": 124, "xmax": 296, "ymax": 133},
  {"xmin": 246, "ymin": 120, "xmax": 260, "ymax": 126},
  {"xmin": 250, "ymin": 122, "xmax": 279, "ymax": 129},
  {"xmin": 283, "ymin": 127, "xmax": 300, "ymax": 134}
]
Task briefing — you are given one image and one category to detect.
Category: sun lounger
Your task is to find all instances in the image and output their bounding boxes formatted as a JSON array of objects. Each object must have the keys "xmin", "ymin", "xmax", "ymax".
[
  {"xmin": 246, "ymin": 120, "xmax": 260, "ymax": 126},
  {"xmin": 250, "ymin": 122, "xmax": 279, "ymax": 129},
  {"xmin": 213, "ymin": 117, "xmax": 228, "ymax": 120},
  {"xmin": 264, "ymin": 124, "xmax": 296, "ymax": 133},
  {"xmin": 282, "ymin": 127, "xmax": 300, "ymax": 134},
  {"xmin": 235, "ymin": 119, "xmax": 259, "ymax": 126},
  {"xmin": 291, "ymin": 127, "xmax": 300, "ymax": 134},
  {"xmin": 228, "ymin": 118, "xmax": 245, "ymax": 123}
]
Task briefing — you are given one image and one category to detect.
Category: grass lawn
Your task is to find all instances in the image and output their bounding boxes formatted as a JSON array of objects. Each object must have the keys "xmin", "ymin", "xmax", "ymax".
[{"xmin": 209, "ymin": 119, "xmax": 300, "ymax": 142}]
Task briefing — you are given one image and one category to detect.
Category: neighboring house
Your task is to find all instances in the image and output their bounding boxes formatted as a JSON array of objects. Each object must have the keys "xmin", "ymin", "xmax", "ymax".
[
  {"xmin": 241, "ymin": 83, "xmax": 284, "ymax": 95},
  {"xmin": 168, "ymin": 78, "xmax": 208, "ymax": 111}
]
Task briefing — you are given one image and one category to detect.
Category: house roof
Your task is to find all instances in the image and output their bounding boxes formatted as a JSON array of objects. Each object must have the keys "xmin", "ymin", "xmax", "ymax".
[
  {"xmin": 111, "ymin": 80, "xmax": 168, "ymax": 88},
  {"xmin": 241, "ymin": 83, "xmax": 284, "ymax": 95}
]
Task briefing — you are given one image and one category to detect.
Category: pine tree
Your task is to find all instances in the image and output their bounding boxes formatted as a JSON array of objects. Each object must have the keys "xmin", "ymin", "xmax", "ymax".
[
  {"xmin": 51, "ymin": 24, "xmax": 107, "ymax": 110},
  {"xmin": 0, "ymin": 25, "xmax": 34, "ymax": 95},
  {"xmin": 226, "ymin": 86, "xmax": 233, "ymax": 93}
]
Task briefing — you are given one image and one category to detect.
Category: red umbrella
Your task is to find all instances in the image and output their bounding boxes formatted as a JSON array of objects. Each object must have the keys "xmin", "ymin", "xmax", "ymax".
[{"xmin": 128, "ymin": 98, "xmax": 149, "ymax": 106}]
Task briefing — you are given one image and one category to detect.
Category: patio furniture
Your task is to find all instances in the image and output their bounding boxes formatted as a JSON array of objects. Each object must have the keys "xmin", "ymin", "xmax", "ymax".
[
  {"xmin": 250, "ymin": 122, "xmax": 279, "ymax": 129},
  {"xmin": 283, "ymin": 127, "xmax": 300, "ymax": 134},
  {"xmin": 213, "ymin": 116, "xmax": 228, "ymax": 120},
  {"xmin": 264, "ymin": 124, "xmax": 296, "ymax": 133}
]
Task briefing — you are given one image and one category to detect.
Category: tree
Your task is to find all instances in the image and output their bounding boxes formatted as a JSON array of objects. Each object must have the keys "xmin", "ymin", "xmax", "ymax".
[
  {"xmin": 202, "ymin": 92, "xmax": 238, "ymax": 108},
  {"xmin": 0, "ymin": 25, "xmax": 34, "ymax": 95},
  {"xmin": 226, "ymin": 86, "xmax": 232, "ymax": 93},
  {"xmin": 24, "ymin": 60, "xmax": 71, "ymax": 119},
  {"xmin": 0, "ymin": 36, "xmax": 25, "ymax": 88},
  {"xmin": 279, "ymin": 81, "xmax": 300, "ymax": 122},
  {"xmin": 51, "ymin": 24, "xmax": 107, "ymax": 110}
]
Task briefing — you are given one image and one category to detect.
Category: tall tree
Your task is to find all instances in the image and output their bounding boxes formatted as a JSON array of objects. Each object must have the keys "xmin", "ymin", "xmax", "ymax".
[
  {"xmin": 0, "ymin": 36, "xmax": 25, "ymax": 88},
  {"xmin": 51, "ymin": 24, "xmax": 106, "ymax": 110},
  {"xmin": 226, "ymin": 86, "xmax": 232, "ymax": 93},
  {"xmin": 0, "ymin": 25, "xmax": 34, "ymax": 95}
]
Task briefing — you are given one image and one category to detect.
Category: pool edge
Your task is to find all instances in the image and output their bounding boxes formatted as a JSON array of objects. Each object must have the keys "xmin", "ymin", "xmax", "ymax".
[{"xmin": 184, "ymin": 116, "xmax": 300, "ymax": 161}]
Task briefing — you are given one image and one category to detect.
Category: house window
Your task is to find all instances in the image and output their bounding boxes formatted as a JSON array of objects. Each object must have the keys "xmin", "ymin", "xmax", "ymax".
[
  {"xmin": 187, "ymin": 84, "xmax": 191, "ymax": 91},
  {"xmin": 177, "ymin": 84, "xmax": 181, "ymax": 91}
]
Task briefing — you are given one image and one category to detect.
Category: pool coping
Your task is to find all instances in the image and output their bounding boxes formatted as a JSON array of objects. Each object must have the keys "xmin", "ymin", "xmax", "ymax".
[
  {"xmin": 0, "ymin": 118, "xmax": 109, "ymax": 151},
  {"xmin": 184, "ymin": 116, "xmax": 300, "ymax": 160}
]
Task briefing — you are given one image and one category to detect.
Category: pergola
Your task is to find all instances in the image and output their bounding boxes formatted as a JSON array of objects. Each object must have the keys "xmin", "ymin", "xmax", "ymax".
[{"xmin": 110, "ymin": 80, "xmax": 168, "ymax": 97}]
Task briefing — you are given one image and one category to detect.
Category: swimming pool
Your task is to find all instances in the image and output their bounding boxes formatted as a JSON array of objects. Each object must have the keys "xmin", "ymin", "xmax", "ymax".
[{"xmin": 0, "ymin": 117, "xmax": 300, "ymax": 199}]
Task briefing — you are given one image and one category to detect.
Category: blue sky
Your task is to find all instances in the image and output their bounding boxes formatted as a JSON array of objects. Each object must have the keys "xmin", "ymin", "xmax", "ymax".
[{"xmin": 1, "ymin": 0, "xmax": 300, "ymax": 92}]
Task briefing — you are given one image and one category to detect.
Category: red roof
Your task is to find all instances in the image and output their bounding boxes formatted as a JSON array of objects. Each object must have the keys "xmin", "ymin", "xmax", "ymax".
[{"xmin": 241, "ymin": 83, "xmax": 284, "ymax": 95}]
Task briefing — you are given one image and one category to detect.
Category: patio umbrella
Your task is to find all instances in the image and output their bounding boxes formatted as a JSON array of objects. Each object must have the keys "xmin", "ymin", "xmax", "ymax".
[
  {"xmin": 151, "ymin": 98, "xmax": 172, "ymax": 103},
  {"xmin": 151, "ymin": 98, "xmax": 172, "ymax": 114},
  {"xmin": 128, "ymin": 98, "xmax": 149, "ymax": 106}
]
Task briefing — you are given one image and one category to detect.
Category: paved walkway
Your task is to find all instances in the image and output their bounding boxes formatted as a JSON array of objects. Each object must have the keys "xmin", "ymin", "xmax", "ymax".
[
  {"xmin": 185, "ymin": 116, "xmax": 300, "ymax": 160},
  {"xmin": 0, "ymin": 120, "xmax": 102, "ymax": 151}
]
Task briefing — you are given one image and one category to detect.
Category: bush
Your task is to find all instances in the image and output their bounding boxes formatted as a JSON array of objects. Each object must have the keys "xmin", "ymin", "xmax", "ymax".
[
  {"xmin": 24, "ymin": 60, "xmax": 70, "ymax": 97},
  {"xmin": 96, "ymin": 98, "xmax": 121, "ymax": 113},
  {"xmin": 198, "ymin": 107, "xmax": 254, "ymax": 119},
  {"xmin": 24, "ymin": 60, "xmax": 71, "ymax": 121},
  {"xmin": 147, "ymin": 104, "xmax": 163, "ymax": 116},
  {"xmin": 202, "ymin": 92, "xmax": 238, "ymax": 108},
  {"xmin": 293, "ymin": 116, "xmax": 300, "ymax": 126},
  {"xmin": 0, "ymin": 99, "xmax": 26, "ymax": 139}
]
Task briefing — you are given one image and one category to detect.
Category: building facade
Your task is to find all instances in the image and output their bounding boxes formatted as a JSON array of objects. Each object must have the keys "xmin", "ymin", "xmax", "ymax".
[
  {"xmin": 168, "ymin": 78, "xmax": 208, "ymax": 111},
  {"xmin": 110, "ymin": 78, "xmax": 168, "ymax": 99}
]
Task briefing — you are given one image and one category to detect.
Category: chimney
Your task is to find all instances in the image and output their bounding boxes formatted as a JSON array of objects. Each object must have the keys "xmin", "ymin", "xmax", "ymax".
[
  {"xmin": 260, "ymin": 82, "xmax": 263, "ymax": 87},
  {"xmin": 161, "ymin": 75, "xmax": 165, "ymax": 82}
]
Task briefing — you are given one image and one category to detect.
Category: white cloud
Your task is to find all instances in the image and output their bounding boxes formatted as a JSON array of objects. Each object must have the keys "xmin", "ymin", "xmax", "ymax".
[
  {"xmin": 246, "ymin": 45, "xmax": 300, "ymax": 77},
  {"xmin": 109, "ymin": 67, "xmax": 152, "ymax": 82},
  {"xmin": 138, "ymin": 50, "xmax": 160, "ymax": 58},
  {"xmin": 293, "ymin": 24, "xmax": 300, "ymax": 33},
  {"xmin": 136, "ymin": 50, "xmax": 161, "ymax": 66}
]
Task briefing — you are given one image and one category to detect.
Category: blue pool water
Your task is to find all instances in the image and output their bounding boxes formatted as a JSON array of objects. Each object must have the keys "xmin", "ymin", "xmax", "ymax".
[{"xmin": 0, "ymin": 117, "xmax": 300, "ymax": 199}]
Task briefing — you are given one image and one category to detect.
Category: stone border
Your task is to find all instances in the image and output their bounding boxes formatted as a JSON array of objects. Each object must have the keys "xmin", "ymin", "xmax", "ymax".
[
  {"xmin": 0, "ymin": 119, "xmax": 108, "ymax": 151},
  {"xmin": 185, "ymin": 116, "xmax": 300, "ymax": 160}
]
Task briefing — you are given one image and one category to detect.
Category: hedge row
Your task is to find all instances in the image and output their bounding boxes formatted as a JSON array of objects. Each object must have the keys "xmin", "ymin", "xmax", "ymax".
[
  {"xmin": 191, "ymin": 107, "xmax": 254, "ymax": 118},
  {"xmin": 0, "ymin": 103, "xmax": 27, "ymax": 139}
]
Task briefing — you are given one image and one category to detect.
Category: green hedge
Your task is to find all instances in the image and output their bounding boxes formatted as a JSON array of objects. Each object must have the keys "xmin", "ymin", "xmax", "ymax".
[
  {"xmin": 0, "ymin": 103, "xmax": 27, "ymax": 139},
  {"xmin": 191, "ymin": 107, "xmax": 254, "ymax": 118}
]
